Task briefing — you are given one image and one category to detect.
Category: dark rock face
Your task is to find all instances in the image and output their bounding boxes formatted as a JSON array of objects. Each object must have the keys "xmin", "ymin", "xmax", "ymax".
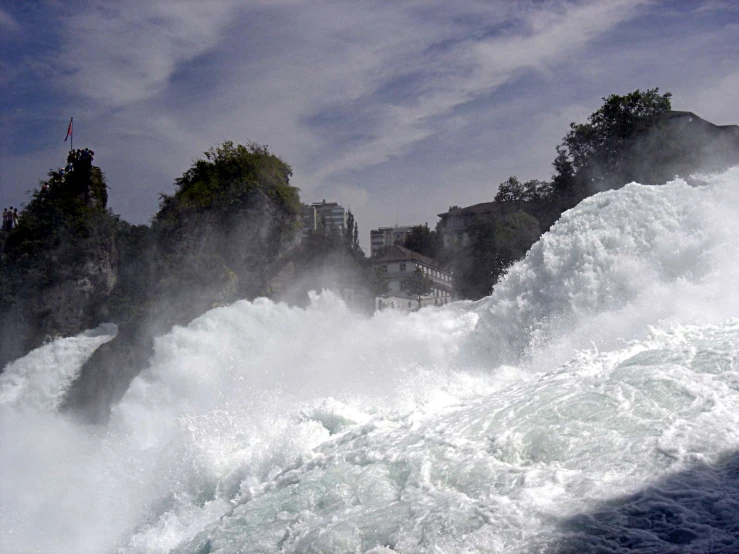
[
  {"xmin": 59, "ymin": 318, "xmax": 155, "ymax": 424},
  {"xmin": 0, "ymin": 200, "xmax": 118, "ymax": 370},
  {"xmin": 652, "ymin": 111, "xmax": 739, "ymax": 179},
  {"xmin": 33, "ymin": 240, "xmax": 117, "ymax": 341}
]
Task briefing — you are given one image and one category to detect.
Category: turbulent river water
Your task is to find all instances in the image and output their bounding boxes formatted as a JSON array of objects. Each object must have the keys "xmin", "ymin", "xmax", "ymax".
[{"xmin": 2, "ymin": 168, "xmax": 739, "ymax": 553}]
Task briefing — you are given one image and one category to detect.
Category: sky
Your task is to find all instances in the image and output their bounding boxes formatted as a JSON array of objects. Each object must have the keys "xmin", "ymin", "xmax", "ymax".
[{"xmin": 1, "ymin": 0, "xmax": 738, "ymax": 250}]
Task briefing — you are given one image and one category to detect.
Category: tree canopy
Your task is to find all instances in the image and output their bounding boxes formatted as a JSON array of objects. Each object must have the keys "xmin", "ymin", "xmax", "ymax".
[
  {"xmin": 155, "ymin": 141, "xmax": 300, "ymax": 232},
  {"xmin": 406, "ymin": 267, "xmax": 432, "ymax": 303},
  {"xmin": 403, "ymin": 225, "xmax": 439, "ymax": 260},
  {"xmin": 556, "ymin": 88, "xmax": 672, "ymax": 193},
  {"xmin": 448, "ymin": 88, "xmax": 675, "ymax": 301},
  {"xmin": 451, "ymin": 211, "xmax": 539, "ymax": 300}
]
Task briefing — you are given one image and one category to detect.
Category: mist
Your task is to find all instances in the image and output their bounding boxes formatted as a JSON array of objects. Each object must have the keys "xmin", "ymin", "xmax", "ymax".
[{"xmin": 2, "ymin": 167, "xmax": 739, "ymax": 552}]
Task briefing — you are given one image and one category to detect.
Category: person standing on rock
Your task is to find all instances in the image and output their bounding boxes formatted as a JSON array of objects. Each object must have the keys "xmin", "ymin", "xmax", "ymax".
[{"xmin": 5, "ymin": 207, "xmax": 14, "ymax": 231}]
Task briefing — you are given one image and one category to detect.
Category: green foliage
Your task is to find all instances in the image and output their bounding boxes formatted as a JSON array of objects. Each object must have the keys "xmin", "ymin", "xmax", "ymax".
[
  {"xmin": 555, "ymin": 88, "xmax": 672, "ymax": 193},
  {"xmin": 150, "ymin": 141, "xmax": 302, "ymax": 303},
  {"xmin": 0, "ymin": 163, "xmax": 114, "ymax": 313},
  {"xmin": 443, "ymin": 89, "xmax": 675, "ymax": 301},
  {"xmin": 406, "ymin": 267, "xmax": 432, "ymax": 301},
  {"xmin": 155, "ymin": 141, "xmax": 300, "ymax": 237},
  {"xmin": 403, "ymin": 225, "xmax": 439, "ymax": 259},
  {"xmin": 495, "ymin": 176, "xmax": 526, "ymax": 203},
  {"xmin": 452, "ymin": 211, "xmax": 539, "ymax": 300},
  {"xmin": 344, "ymin": 210, "xmax": 362, "ymax": 253},
  {"xmin": 495, "ymin": 176, "xmax": 554, "ymax": 204},
  {"xmin": 0, "ymin": 156, "xmax": 118, "ymax": 366}
]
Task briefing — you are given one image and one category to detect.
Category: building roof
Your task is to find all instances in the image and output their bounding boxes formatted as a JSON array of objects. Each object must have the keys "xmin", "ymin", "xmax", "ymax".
[
  {"xmin": 371, "ymin": 225, "xmax": 415, "ymax": 233},
  {"xmin": 667, "ymin": 111, "xmax": 739, "ymax": 133},
  {"xmin": 372, "ymin": 244, "xmax": 440, "ymax": 269},
  {"xmin": 437, "ymin": 201, "xmax": 504, "ymax": 219},
  {"xmin": 312, "ymin": 200, "xmax": 343, "ymax": 208}
]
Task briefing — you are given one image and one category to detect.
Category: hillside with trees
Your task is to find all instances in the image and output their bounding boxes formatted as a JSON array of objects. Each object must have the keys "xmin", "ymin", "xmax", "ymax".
[
  {"xmin": 0, "ymin": 153, "xmax": 116, "ymax": 368},
  {"xmin": 2, "ymin": 89, "xmax": 737, "ymax": 414},
  {"xmin": 442, "ymin": 88, "xmax": 739, "ymax": 300},
  {"xmin": 61, "ymin": 142, "xmax": 307, "ymax": 421},
  {"xmin": 0, "ymin": 140, "xmax": 387, "ymax": 421}
]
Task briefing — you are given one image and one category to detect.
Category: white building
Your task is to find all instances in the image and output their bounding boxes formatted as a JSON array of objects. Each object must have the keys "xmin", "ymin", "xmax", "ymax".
[{"xmin": 373, "ymin": 245, "xmax": 453, "ymax": 311}]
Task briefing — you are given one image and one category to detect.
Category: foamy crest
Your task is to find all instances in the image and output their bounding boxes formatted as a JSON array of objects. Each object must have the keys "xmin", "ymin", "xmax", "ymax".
[
  {"xmin": 1, "ymin": 167, "xmax": 738, "ymax": 553},
  {"xmin": 471, "ymin": 168, "xmax": 739, "ymax": 368},
  {"xmin": 0, "ymin": 323, "xmax": 116, "ymax": 412}
]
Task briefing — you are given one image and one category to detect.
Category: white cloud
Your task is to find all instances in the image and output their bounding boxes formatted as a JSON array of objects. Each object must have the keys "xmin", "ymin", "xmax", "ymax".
[
  {"xmin": 6, "ymin": 0, "xmax": 738, "ymax": 248},
  {"xmin": 56, "ymin": 0, "xmax": 241, "ymax": 106},
  {"xmin": 0, "ymin": 7, "xmax": 19, "ymax": 33},
  {"xmin": 312, "ymin": 0, "xmax": 647, "ymax": 180}
]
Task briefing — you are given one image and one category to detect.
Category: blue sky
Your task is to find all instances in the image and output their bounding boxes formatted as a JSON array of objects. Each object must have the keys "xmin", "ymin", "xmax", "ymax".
[{"xmin": 1, "ymin": 0, "xmax": 738, "ymax": 249}]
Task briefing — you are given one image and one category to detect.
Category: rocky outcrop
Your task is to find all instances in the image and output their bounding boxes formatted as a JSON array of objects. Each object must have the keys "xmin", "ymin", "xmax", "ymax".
[
  {"xmin": 32, "ymin": 239, "xmax": 117, "ymax": 340},
  {"xmin": 60, "ymin": 143, "xmax": 302, "ymax": 423},
  {"xmin": 0, "ymin": 165, "xmax": 118, "ymax": 370}
]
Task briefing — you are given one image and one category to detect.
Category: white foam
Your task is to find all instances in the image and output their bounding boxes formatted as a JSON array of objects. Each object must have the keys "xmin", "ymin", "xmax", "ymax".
[
  {"xmin": 1, "ymin": 167, "xmax": 739, "ymax": 553},
  {"xmin": 0, "ymin": 323, "xmax": 117, "ymax": 412}
]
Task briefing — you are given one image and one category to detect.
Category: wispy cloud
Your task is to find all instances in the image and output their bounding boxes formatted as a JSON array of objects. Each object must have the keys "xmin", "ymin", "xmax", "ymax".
[
  {"xmin": 0, "ymin": 7, "xmax": 19, "ymax": 33},
  {"xmin": 56, "ymin": 0, "xmax": 242, "ymax": 107},
  {"xmin": 3, "ymin": 0, "xmax": 738, "ymax": 243},
  {"xmin": 311, "ymin": 0, "xmax": 647, "ymax": 179}
]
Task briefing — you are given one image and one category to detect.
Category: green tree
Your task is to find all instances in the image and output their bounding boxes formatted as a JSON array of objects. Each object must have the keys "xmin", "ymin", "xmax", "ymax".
[
  {"xmin": 152, "ymin": 141, "xmax": 301, "ymax": 303},
  {"xmin": 494, "ymin": 176, "xmax": 526, "ymax": 203},
  {"xmin": 406, "ymin": 267, "xmax": 432, "ymax": 306},
  {"xmin": 555, "ymin": 88, "xmax": 672, "ymax": 192},
  {"xmin": 0, "ymin": 157, "xmax": 118, "ymax": 367},
  {"xmin": 453, "ymin": 211, "xmax": 539, "ymax": 300},
  {"xmin": 344, "ymin": 210, "xmax": 361, "ymax": 253},
  {"xmin": 403, "ymin": 225, "xmax": 439, "ymax": 259},
  {"xmin": 522, "ymin": 179, "xmax": 552, "ymax": 202},
  {"xmin": 495, "ymin": 177, "xmax": 553, "ymax": 204}
]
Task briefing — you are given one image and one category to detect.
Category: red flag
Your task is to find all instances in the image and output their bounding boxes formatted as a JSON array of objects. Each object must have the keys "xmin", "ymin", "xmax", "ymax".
[{"xmin": 64, "ymin": 117, "xmax": 73, "ymax": 142}]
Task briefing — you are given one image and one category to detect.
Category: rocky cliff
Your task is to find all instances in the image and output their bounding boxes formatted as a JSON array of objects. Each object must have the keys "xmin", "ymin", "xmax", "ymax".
[
  {"xmin": 0, "ymin": 162, "xmax": 117, "ymax": 369},
  {"xmin": 59, "ymin": 142, "xmax": 301, "ymax": 422}
]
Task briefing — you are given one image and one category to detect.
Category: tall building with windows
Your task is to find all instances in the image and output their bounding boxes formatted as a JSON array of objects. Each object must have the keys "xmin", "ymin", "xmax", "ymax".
[
  {"xmin": 301, "ymin": 200, "xmax": 347, "ymax": 238},
  {"xmin": 300, "ymin": 204, "xmax": 318, "ymax": 239},
  {"xmin": 313, "ymin": 200, "xmax": 346, "ymax": 231},
  {"xmin": 370, "ymin": 225, "xmax": 419, "ymax": 257},
  {"xmin": 373, "ymin": 245, "xmax": 453, "ymax": 311},
  {"xmin": 436, "ymin": 202, "xmax": 504, "ymax": 248}
]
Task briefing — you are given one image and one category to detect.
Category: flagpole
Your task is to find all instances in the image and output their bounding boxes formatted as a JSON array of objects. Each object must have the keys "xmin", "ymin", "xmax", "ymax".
[{"xmin": 71, "ymin": 117, "xmax": 73, "ymax": 151}]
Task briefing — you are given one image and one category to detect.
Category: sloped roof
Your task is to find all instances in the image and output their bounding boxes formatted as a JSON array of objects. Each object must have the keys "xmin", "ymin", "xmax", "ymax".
[
  {"xmin": 667, "ymin": 111, "xmax": 739, "ymax": 133},
  {"xmin": 372, "ymin": 244, "xmax": 438, "ymax": 268},
  {"xmin": 438, "ymin": 201, "xmax": 503, "ymax": 219}
]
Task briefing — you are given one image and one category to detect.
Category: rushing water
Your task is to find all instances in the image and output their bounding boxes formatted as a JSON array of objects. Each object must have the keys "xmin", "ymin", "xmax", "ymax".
[{"xmin": 2, "ymin": 169, "xmax": 739, "ymax": 553}]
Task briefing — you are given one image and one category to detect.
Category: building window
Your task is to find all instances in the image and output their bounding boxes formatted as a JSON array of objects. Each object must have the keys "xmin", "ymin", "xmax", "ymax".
[
  {"xmin": 399, "ymin": 263, "xmax": 406, "ymax": 272},
  {"xmin": 380, "ymin": 265, "xmax": 387, "ymax": 273}
]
